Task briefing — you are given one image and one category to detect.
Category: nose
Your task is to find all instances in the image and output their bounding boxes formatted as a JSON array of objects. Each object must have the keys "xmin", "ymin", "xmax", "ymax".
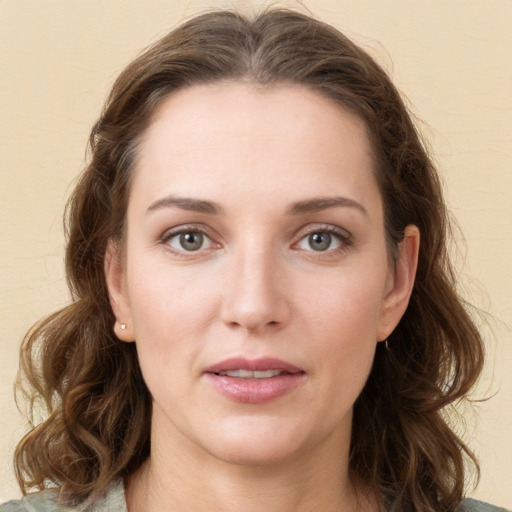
[{"xmin": 220, "ymin": 245, "xmax": 290, "ymax": 332}]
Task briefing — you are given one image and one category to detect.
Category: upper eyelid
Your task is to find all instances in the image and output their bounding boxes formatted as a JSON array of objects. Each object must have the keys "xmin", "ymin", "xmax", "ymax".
[
  {"xmin": 160, "ymin": 223, "xmax": 217, "ymax": 240},
  {"xmin": 294, "ymin": 223, "xmax": 352, "ymax": 240}
]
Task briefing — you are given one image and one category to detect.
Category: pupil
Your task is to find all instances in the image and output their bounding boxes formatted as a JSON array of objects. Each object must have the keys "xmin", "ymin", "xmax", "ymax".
[
  {"xmin": 309, "ymin": 232, "xmax": 331, "ymax": 251},
  {"xmin": 180, "ymin": 232, "xmax": 203, "ymax": 251}
]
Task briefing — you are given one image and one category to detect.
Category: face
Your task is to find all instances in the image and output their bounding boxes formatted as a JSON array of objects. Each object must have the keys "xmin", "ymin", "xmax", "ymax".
[{"xmin": 107, "ymin": 82, "xmax": 418, "ymax": 469}]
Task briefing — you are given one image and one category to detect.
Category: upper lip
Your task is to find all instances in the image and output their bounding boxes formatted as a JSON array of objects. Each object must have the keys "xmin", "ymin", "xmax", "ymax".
[{"xmin": 205, "ymin": 357, "xmax": 304, "ymax": 374}]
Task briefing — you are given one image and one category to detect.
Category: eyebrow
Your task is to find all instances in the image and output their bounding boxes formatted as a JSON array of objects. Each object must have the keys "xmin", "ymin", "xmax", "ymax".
[
  {"xmin": 146, "ymin": 194, "xmax": 367, "ymax": 217},
  {"xmin": 288, "ymin": 196, "xmax": 368, "ymax": 216},
  {"xmin": 147, "ymin": 195, "xmax": 222, "ymax": 215}
]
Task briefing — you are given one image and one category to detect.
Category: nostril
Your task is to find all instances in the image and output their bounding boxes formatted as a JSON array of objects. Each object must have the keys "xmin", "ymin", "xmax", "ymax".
[{"xmin": 220, "ymin": 280, "xmax": 290, "ymax": 331}]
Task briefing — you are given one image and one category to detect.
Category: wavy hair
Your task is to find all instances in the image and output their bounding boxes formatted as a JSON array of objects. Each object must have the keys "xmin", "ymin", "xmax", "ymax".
[{"xmin": 14, "ymin": 9, "xmax": 484, "ymax": 511}]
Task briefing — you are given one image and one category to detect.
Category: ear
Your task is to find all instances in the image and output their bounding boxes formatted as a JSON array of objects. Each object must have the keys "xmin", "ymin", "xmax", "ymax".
[
  {"xmin": 377, "ymin": 225, "xmax": 420, "ymax": 342},
  {"xmin": 104, "ymin": 240, "xmax": 135, "ymax": 342}
]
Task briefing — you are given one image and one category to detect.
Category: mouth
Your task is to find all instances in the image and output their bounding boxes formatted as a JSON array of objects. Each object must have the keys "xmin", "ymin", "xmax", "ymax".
[
  {"xmin": 215, "ymin": 369, "xmax": 287, "ymax": 379},
  {"xmin": 205, "ymin": 357, "xmax": 305, "ymax": 403}
]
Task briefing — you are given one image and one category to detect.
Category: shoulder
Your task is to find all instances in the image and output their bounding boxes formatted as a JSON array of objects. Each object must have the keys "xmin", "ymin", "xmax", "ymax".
[
  {"xmin": 460, "ymin": 498, "xmax": 511, "ymax": 512},
  {"xmin": 0, "ymin": 489, "xmax": 63, "ymax": 512},
  {"xmin": 0, "ymin": 480, "xmax": 127, "ymax": 512}
]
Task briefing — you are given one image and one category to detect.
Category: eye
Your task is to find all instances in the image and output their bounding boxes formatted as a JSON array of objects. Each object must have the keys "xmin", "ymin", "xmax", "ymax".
[
  {"xmin": 165, "ymin": 229, "xmax": 215, "ymax": 252},
  {"xmin": 296, "ymin": 228, "xmax": 348, "ymax": 253}
]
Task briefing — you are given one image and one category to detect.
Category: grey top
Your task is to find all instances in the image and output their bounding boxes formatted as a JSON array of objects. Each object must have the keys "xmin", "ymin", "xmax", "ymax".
[
  {"xmin": 0, "ymin": 480, "xmax": 509, "ymax": 511},
  {"xmin": 0, "ymin": 480, "xmax": 126, "ymax": 512},
  {"xmin": 460, "ymin": 500, "xmax": 511, "ymax": 512}
]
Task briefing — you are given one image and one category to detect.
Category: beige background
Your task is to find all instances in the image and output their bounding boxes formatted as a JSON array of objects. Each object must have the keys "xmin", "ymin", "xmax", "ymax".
[{"xmin": 1, "ymin": 0, "xmax": 511, "ymax": 507}]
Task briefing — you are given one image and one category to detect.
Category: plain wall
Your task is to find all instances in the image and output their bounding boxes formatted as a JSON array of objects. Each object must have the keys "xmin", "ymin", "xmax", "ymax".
[{"xmin": 1, "ymin": 0, "xmax": 511, "ymax": 507}]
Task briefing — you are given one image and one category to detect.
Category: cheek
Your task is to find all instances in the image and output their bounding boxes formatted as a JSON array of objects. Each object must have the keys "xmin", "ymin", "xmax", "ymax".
[
  {"xmin": 303, "ymin": 265, "xmax": 387, "ymax": 335},
  {"xmin": 128, "ymin": 253, "xmax": 215, "ymax": 326},
  {"xmin": 299, "ymin": 266, "xmax": 387, "ymax": 381},
  {"xmin": 125, "ymin": 263, "xmax": 220, "ymax": 371},
  {"xmin": 126, "ymin": 279, "xmax": 211, "ymax": 403}
]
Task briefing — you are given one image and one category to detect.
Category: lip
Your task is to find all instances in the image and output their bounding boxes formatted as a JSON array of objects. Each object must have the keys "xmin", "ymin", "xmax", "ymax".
[
  {"xmin": 205, "ymin": 357, "xmax": 303, "ymax": 374},
  {"xmin": 204, "ymin": 357, "xmax": 306, "ymax": 404}
]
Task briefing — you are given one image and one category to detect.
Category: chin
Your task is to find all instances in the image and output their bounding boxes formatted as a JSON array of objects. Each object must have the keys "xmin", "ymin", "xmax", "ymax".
[
  {"xmin": 199, "ymin": 416, "xmax": 312, "ymax": 467},
  {"xmin": 209, "ymin": 440, "xmax": 300, "ymax": 467}
]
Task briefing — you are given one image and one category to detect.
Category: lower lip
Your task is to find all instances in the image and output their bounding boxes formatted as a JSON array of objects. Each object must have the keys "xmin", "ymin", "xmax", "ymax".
[{"xmin": 206, "ymin": 373, "xmax": 305, "ymax": 404}]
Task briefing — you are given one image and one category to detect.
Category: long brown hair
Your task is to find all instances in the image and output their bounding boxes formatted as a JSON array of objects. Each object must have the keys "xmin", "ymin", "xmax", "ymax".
[{"xmin": 15, "ymin": 9, "xmax": 484, "ymax": 510}]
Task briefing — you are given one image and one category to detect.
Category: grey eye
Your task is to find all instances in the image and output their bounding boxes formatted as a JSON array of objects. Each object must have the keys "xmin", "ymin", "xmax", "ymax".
[
  {"xmin": 308, "ymin": 232, "xmax": 332, "ymax": 251},
  {"xmin": 169, "ymin": 232, "xmax": 206, "ymax": 251},
  {"xmin": 180, "ymin": 232, "xmax": 203, "ymax": 251},
  {"xmin": 297, "ymin": 231, "xmax": 342, "ymax": 252}
]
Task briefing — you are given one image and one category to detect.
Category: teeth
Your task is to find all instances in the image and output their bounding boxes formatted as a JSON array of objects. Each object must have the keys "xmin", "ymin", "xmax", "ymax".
[{"xmin": 218, "ymin": 369, "xmax": 283, "ymax": 378}]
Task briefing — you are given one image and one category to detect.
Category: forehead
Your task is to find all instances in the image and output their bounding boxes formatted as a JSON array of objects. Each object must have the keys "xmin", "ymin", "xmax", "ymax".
[
  {"xmin": 141, "ymin": 81, "xmax": 372, "ymax": 155},
  {"xmin": 131, "ymin": 82, "xmax": 380, "ymax": 213}
]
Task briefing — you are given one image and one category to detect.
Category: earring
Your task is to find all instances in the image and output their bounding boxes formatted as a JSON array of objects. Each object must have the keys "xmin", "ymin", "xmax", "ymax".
[
  {"xmin": 120, "ymin": 323, "xmax": 127, "ymax": 330},
  {"xmin": 384, "ymin": 339, "xmax": 390, "ymax": 351}
]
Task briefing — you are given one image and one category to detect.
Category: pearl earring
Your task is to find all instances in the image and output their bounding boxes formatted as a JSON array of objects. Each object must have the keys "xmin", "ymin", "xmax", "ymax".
[{"xmin": 120, "ymin": 323, "xmax": 127, "ymax": 330}]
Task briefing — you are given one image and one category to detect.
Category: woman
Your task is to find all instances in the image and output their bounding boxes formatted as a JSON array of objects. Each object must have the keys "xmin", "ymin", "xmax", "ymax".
[{"xmin": 1, "ymin": 8, "xmax": 507, "ymax": 512}]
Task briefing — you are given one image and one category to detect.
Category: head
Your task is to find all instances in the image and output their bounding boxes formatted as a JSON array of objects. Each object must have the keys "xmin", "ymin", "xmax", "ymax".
[{"xmin": 16, "ymin": 8, "xmax": 484, "ymax": 510}]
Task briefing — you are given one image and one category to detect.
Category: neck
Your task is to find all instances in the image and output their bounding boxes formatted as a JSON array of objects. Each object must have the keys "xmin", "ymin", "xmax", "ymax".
[
  {"xmin": 127, "ymin": 459, "xmax": 365, "ymax": 512},
  {"xmin": 125, "ymin": 417, "xmax": 375, "ymax": 512}
]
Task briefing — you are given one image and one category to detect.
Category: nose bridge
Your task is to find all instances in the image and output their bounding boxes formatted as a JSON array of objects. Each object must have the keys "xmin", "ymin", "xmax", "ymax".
[{"xmin": 220, "ymin": 236, "xmax": 288, "ymax": 331}]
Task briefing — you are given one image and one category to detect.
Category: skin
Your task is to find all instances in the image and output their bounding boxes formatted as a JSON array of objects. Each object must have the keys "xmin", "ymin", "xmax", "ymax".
[{"xmin": 106, "ymin": 82, "xmax": 419, "ymax": 512}]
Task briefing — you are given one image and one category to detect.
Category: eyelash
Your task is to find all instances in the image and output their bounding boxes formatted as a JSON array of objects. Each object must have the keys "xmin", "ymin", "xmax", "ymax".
[
  {"xmin": 159, "ymin": 223, "xmax": 353, "ymax": 258},
  {"xmin": 293, "ymin": 224, "xmax": 353, "ymax": 258},
  {"xmin": 159, "ymin": 224, "xmax": 219, "ymax": 257}
]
